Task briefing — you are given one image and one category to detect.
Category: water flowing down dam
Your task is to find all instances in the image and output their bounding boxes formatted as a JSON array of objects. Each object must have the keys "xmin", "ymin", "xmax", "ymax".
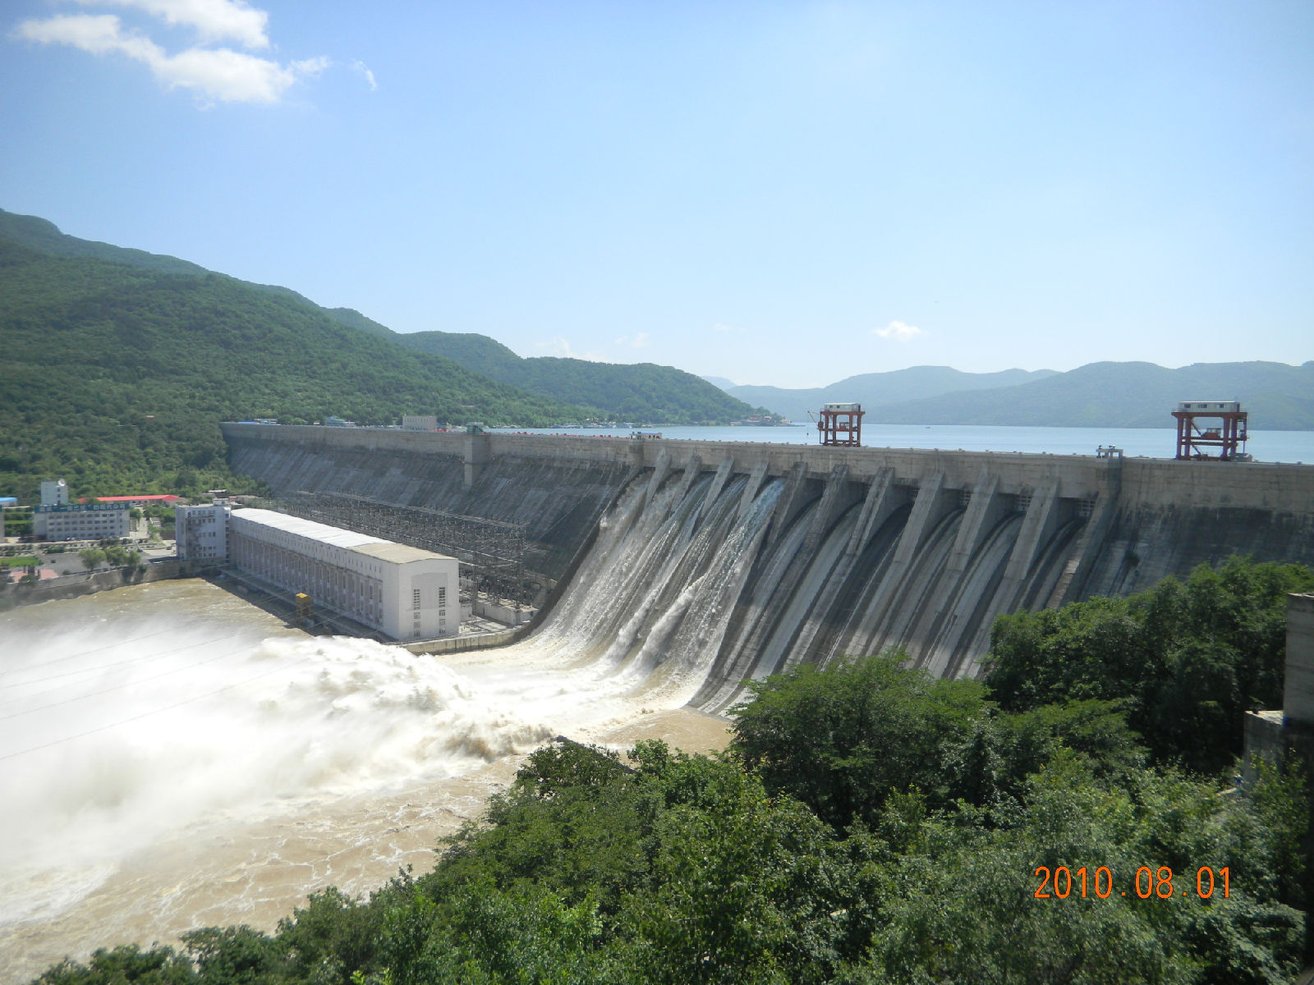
[
  {"xmin": 5, "ymin": 428, "xmax": 1314, "ymax": 980},
  {"xmin": 224, "ymin": 424, "xmax": 1314, "ymax": 712}
]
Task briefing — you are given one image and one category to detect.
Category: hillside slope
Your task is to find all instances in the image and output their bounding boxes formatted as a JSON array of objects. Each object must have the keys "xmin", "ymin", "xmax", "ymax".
[
  {"xmin": 395, "ymin": 331, "xmax": 762, "ymax": 424},
  {"xmin": 0, "ymin": 231, "xmax": 582, "ymax": 500}
]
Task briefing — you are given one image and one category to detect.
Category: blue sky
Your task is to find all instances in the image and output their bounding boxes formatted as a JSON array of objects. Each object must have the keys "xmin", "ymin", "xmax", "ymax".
[{"xmin": 3, "ymin": 1, "xmax": 1311, "ymax": 388}]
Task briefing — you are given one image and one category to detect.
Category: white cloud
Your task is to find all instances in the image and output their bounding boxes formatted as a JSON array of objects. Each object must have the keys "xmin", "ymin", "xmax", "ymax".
[
  {"xmin": 74, "ymin": 0, "xmax": 270, "ymax": 49},
  {"xmin": 16, "ymin": 13, "xmax": 139, "ymax": 54},
  {"xmin": 537, "ymin": 337, "xmax": 571, "ymax": 357},
  {"xmin": 157, "ymin": 46, "xmax": 302, "ymax": 103},
  {"xmin": 352, "ymin": 59, "xmax": 377, "ymax": 91},
  {"xmin": 873, "ymin": 320, "xmax": 924, "ymax": 341},
  {"xmin": 536, "ymin": 337, "xmax": 614, "ymax": 363},
  {"xmin": 14, "ymin": 8, "xmax": 325, "ymax": 104},
  {"xmin": 614, "ymin": 331, "xmax": 650, "ymax": 349},
  {"xmin": 711, "ymin": 322, "xmax": 746, "ymax": 334},
  {"xmin": 291, "ymin": 55, "xmax": 330, "ymax": 77}
]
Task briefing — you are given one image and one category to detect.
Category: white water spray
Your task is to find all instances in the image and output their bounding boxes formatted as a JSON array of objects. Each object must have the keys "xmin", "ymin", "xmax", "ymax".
[{"xmin": 0, "ymin": 470, "xmax": 777, "ymax": 980}]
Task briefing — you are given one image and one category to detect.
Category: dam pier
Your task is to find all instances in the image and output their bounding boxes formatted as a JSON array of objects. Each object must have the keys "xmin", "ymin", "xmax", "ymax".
[{"xmin": 223, "ymin": 423, "xmax": 1314, "ymax": 712}]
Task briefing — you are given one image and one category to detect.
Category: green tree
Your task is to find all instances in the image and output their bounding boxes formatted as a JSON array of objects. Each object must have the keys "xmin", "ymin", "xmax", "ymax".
[
  {"xmin": 616, "ymin": 760, "xmax": 847, "ymax": 985},
  {"xmin": 274, "ymin": 886, "xmax": 382, "ymax": 985},
  {"xmin": 729, "ymin": 653, "xmax": 992, "ymax": 827},
  {"xmin": 180, "ymin": 925, "xmax": 282, "ymax": 984},
  {"xmin": 33, "ymin": 945, "xmax": 195, "ymax": 985},
  {"xmin": 985, "ymin": 557, "xmax": 1314, "ymax": 773}
]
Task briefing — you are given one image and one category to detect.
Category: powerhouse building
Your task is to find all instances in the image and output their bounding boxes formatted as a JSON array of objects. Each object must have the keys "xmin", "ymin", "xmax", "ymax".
[
  {"xmin": 176, "ymin": 502, "xmax": 228, "ymax": 563},
  {"xmin": 177, "ymin": 505, "xmax": 459, "ymax": 640}
]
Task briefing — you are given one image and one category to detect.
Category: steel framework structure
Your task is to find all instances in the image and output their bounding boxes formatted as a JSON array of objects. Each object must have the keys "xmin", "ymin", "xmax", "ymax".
[
  {"xmin": 266, "ymin": 492, "xmax": 533, "ymax": 602},
  {"xmin": 818, "ymin": 402, "xmax": 865, "ymax": 447},
  {"xmin": 1171, "ymin": 401, "xmax": 1248, "ymax": 461}
]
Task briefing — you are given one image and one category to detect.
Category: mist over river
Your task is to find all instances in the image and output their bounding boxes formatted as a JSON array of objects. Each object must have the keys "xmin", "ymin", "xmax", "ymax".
[
  {"xmin": 10, "ymin": 425, "xmax": 1310, "ymax": 980},
  {"xmin": 0, "ymin": 580, "xmax": 728, "ymax": 982}
]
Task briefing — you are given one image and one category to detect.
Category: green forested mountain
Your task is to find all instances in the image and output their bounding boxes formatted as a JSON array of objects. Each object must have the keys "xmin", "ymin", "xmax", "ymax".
[
  {"xmin": 730, "ymin": 360, "xmax": 1314, "ymax": 429},
  {"xmin": 396, "ymin": 330, "xmax": 763, "ymax": 425},
  {"xmin": 0, "ymin": 225, "xmax": 586, "ymax": 501},
  {"xmin": 0, "ymin": 210, "xmax": 758, "ymax": 502},
  {"xmin": 0, "ymin": 210, "xmax": 208, "ymax": 276},
  {"xmin": 393, "ymin": 331, "xmax": 527, "ymax": 380}
]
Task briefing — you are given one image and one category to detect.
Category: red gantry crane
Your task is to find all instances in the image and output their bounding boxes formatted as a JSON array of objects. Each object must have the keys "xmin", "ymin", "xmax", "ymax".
[
  {"xmin": 817, "ymin": 402, "xmax": 864, "ymax": 447},
  {"xmin": 1171, "ymin": 400, "xmax": 1249, "ymax": 461}
]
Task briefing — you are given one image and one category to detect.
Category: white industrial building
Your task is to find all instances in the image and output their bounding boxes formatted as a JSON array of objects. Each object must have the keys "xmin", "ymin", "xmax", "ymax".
[
  {"xmin": 40, "ymin": 479, "xmax": 70, "ymax": 507},
  {"xmin": 176, "ymin": 503, "xmax": 229, "ymax": 563},
  {"xmin": 33, "ymin": 503, "xmax": 131, "ymax": 541},
  {"xmin": 177, "ymin": 504, "xmax": 459, "ymax": 641},
  {"xmin": 29, "ymin": 477, "xmax": 132, "ymax": 542}
]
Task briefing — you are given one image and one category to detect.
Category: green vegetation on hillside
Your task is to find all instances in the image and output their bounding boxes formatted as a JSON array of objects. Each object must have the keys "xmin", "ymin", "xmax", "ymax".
[
  {"xmin": 35, "ymin": 558, "xmax": 1312, "ymax": 984},
  {"xmin": 0, "ymin": 208, "xmax": 774, "ymax": 502},
  {"xmin": 0, "ymin": 210, "xmax": 207, "ymax": 276},
  {"xmin": 396, "ymin": 331, "xmax": 766, "ymax": 425},
  {"xmin": 0, "ymin": 236, "xmax": 584, "ymax": 502},
  {"xmin": 986, "ymin": 556, "xmax": 1314, "ymax": 773}
]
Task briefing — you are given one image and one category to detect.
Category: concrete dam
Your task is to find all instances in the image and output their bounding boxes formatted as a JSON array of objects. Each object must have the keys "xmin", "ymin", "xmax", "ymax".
[{"xmin": 223, "ymin": 424, "xmax": 1314, "ymax": 713}]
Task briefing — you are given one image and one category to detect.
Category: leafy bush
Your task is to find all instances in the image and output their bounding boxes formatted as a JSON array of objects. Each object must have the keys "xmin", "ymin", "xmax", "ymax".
[
  {"xmin": 985, "ymin": 557, "xmax": 1314, "ymax": 773},
  {"xmin": 30, "ymin": 561, "xmax": 1312, "ymax": 984}
]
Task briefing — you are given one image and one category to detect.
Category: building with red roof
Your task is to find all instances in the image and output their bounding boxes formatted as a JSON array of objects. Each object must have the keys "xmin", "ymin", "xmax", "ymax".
[{"xmin": 94, "ymin": 494, "xmax": 181, "ymax": 506}]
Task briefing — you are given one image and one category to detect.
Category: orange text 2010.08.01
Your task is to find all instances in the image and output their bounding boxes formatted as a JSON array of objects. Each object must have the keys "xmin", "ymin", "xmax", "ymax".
[{"xmin": 1033, "ymin": 865, "xmax": 1230, "ymax": 900}]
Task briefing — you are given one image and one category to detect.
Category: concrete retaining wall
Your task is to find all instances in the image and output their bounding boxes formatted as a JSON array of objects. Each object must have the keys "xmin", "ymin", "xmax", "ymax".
[
  {"xmin": 406, "ymin": 626, "xmax": 529, "ymax": 654},
  {"xmin": 0, "ymin": 559, "xmax": 181, "ymax": 611}
]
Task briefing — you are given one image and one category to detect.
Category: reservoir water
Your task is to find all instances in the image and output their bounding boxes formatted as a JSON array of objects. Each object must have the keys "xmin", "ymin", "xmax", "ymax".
[{"xmin": 496, "ymin": 423, "xmax": 1314, "ymax": 463}]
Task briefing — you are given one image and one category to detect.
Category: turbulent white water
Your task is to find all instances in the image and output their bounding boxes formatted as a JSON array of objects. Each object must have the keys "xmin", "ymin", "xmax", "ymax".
[
  {"xmin": 2, "ymin": 447, "xmax": 1122, "ymax": 979},
  {"xmin": 0, "ymin": 476, "xmax": 758, "ymax": 982}
]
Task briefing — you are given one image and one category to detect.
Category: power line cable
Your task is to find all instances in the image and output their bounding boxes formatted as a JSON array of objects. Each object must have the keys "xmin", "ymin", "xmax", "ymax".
[
  {"xmin": 0, "ymin": 632, "xmax": 251, "ymax": 690},
  {"xmin": 0, "ymin": 635, "xmax": 272, "ymax": 720},
  {"xmin": 0, "ymin": 626, "xmax": 178, "ymax": 677},
  {"xmin": 0, "ymin": 653, "xmax": 320, "ymax": 763}
]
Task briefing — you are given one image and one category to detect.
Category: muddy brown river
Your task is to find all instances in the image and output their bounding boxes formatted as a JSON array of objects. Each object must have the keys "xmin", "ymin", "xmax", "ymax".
[{"xmin": 0, "ymin": 580, "xmax": 729, "ymax": 983}]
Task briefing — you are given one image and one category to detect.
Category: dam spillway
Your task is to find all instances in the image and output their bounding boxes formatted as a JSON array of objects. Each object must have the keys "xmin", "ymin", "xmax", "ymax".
[{"xmin": 222, "ymin": 424, "xmax": 1314, "ymax": 712}]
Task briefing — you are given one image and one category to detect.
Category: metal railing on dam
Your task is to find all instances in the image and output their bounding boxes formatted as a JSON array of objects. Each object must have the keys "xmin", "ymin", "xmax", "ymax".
[{"xmin": 221, "ymin": 423, "xmax": 1314, "ymax": 706}]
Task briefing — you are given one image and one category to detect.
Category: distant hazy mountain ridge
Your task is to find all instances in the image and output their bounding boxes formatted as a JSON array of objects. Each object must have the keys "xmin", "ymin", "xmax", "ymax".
[
  {"xmin": 866, "ymin": 361, "xmax": 1314, "ymax": 429},
  {"xmin": 728, "ymin": 367, "xmax": 1058, "ymax": 422},
  {"xmin": 726, "ymin": 362, "xmax": 1313, "ymax": 430}
]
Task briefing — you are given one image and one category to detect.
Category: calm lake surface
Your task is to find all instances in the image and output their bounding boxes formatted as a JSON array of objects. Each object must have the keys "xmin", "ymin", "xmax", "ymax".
[{"xmin": 494, "ymin": 424, "xmax": 1314, "ymax": 464}]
